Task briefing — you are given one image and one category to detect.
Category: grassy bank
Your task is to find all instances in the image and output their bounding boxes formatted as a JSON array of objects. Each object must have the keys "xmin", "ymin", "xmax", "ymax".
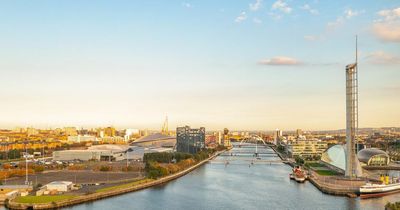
[
  {"xmin": 95, "ymin": 179, "xmax": 153, "ymax": 193},
  {"xmin": 315, "ymin": 170, "xmax": 338, "ymax": 176},
  {"xmin": 14, "ymin": 195, "xmax": 76, "ymax": 204}
]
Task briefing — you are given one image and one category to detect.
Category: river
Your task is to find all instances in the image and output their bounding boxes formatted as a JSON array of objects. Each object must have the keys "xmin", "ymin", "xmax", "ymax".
[{"xmin": 8, "ymin": 144, "xmax": 400, "ymax": 209}]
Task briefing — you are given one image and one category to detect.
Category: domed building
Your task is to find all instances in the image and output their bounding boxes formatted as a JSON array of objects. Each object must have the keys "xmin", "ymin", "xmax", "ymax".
[
  {"xmin": 357, "ymin": 148, "xmax": 390, "ymax": 166},
  {"xmin": 321, "ymin": 145, "xmax": 390, "ymax": 173}
]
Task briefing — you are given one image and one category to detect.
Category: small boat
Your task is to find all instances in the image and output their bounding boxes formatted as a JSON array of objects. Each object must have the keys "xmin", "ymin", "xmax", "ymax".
[
  {"xmin": 292, "ymin": 166, "xmax": 306, "ymax": 183},
  {"xmin": 289, "ymin": 173, "xmax": 294, "ymax": 180}
]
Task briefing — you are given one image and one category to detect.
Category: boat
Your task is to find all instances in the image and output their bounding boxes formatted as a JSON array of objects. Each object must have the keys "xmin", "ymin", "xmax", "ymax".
[
  {"xmin": 289, "ymin": 173, "xmax": 294, "ymax": 180},
  {"xmin": 290, "ymin": 166, "xmax": 306, "ymax": 183},
  {"xmin": 360, "ymin": 174, "xmax": 400, "ymax": 198}
]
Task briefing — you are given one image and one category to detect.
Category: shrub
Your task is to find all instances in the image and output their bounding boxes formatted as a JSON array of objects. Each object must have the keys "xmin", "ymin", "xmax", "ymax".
[{"xmin": 99, "ymin": 165, "xmax": 112, "ymax": 172}]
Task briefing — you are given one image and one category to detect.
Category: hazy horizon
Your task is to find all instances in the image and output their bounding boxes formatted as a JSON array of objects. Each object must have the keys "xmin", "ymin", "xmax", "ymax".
[{"xmin": 1, "ymin": 1, "xmax": 399, "ymax": 130}]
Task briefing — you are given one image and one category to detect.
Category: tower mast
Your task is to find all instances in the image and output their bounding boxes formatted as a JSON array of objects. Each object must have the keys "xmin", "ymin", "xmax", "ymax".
[{"xmin": 345, "ymin": 36, "xmax": 361, "ymax": 178}]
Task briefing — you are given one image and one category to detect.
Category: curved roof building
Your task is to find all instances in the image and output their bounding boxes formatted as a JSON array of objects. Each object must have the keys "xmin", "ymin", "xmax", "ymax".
[
  {"xmin": 131, "ymin": 133, "xmax": 176, "ymax": 147},
  {"xmin": 321, "ymin": 144, "xmax": 363, "ymax": 175},
  {"xmin": 321, "ymin": 145, "xmax": 346, "ymax": 171},
  {"xmin": 357, "ymin": 148, "xmax": 390, "ymax": 166}
]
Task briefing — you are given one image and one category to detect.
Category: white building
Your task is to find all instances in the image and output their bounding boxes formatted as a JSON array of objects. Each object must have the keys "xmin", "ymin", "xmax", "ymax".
[
  {"xmin": 67, "ymin": 135, "xmax": 97, "ymax": 143},
  {"xmin": 44, "ymin": 181, "xmax": 73, "ymax": 192}
]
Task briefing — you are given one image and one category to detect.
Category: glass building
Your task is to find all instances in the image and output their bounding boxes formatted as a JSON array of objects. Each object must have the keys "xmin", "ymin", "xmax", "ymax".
[
  {"xmin": 357, "ymin": 148, "xmax": 390, "ymax": 166},
  {"xmin": 176, "ymin": 126, "xmax": 205, "ymax": 154},
  {"xmin": 321, "ymin": 145, "xmax": 346, "ymax": 171}
]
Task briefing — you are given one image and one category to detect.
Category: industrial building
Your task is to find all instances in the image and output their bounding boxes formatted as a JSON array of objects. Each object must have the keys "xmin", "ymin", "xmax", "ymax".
[
  {"xmin": 176, "ymin": 126, "xmax": 205, "ymax": 154},
  {"xmin": 44, "ymin": 181, "xmax": 73, "ymax": 192},
  {"xmin": 53, "ymin": 144, "xmax": 172, "ymax": 161},
  {"xmin": 53, "ymin": 144, "xmax": 128, "ymax": 161}
]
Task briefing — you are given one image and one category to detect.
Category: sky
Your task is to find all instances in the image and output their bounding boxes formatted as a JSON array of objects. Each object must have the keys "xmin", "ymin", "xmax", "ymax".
[{"xmin": 0, "ymin": 0, "xmax": 399, "ymax": 131}]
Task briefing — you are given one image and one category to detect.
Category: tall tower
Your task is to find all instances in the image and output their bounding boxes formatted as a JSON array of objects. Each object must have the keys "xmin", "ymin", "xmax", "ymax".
[
  {"xmin": 345, "ymin": 36, "xmax": 361, "ymax": 178},
  {"xmin": 161, "ymin": 116, "xmax": 169, "ymax": 135}
]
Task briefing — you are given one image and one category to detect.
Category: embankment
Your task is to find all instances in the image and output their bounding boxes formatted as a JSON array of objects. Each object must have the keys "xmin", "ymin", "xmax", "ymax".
[{"xmin": 7, "ymin": 151, "xmax": 225, "ymax": 210}]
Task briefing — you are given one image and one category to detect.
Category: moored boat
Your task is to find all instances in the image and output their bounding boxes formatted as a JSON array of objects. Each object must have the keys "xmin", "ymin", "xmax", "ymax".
[
  {"xmin": 291, "ymin": 166, "xmax": 306, "ymax": 183},
  {"xmin": 360, "ymin": 182, "xmax": 400, "ymax": 198},
  {"xmin": 360, "ymin": 174, "xmax": 400, "ymax": 198}
]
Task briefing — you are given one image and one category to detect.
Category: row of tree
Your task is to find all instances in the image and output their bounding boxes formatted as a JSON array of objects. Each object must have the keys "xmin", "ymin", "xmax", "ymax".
[{"xmin": 144, "ymin": 148, "xmax": 223, "ymax": 179}]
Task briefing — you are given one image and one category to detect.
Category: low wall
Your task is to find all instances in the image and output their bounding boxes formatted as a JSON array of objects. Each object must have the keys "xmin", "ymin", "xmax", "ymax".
[{"xmin": 7, "ymin": 151, "xmax": 225, "ymax": 210}]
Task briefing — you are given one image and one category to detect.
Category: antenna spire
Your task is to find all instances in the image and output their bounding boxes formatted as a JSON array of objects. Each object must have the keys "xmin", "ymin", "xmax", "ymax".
[{"xmin": 355, "ymin": 35, "xmax": 358, "ymax": 64}]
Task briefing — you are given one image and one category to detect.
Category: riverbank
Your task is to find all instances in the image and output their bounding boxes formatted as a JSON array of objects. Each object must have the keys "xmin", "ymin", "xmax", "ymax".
[
  {"xmin": 6, "ymin": 150, "xmax": 225, "ymax": 210},
  {"xmin": 269, "ymin": 145, "xmax": 363, "ymax": 197}
]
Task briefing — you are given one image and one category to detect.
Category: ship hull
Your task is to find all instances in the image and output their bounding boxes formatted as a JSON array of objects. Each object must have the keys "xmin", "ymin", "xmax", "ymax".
[{"xmin": 360, "ymin": 183, "xmax": 400, "ymax": 198}]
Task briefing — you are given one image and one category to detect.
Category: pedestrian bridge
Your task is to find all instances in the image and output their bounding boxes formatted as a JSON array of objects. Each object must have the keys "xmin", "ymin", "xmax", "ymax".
[{"xmin": 211, "ymin": 159, "xmax": 287, "ymax": 165}]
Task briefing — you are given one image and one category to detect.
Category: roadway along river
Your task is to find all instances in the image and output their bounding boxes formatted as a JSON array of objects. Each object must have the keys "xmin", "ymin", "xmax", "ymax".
[{"xmin": 11, "ymin": 144, "xmax": 400, "ymax": 209}]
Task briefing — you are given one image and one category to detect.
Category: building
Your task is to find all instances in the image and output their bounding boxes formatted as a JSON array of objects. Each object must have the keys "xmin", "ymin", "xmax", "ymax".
[
  {"xmin": 274, "ymin": 129, "xmax": 282, "ymax": 145},
  {"xmin": 124, "ymin": 128, "xmax": 140, "ymax": 141},
  {"xmin": 288, "ymin": 139, "xmax": 328, "ymax": 158},
  {"xmin": 345, "ymin": 38, "xmax": 362, "ymax": 178},
  {"xmin": 99, "ymin": 136, "xmax": 126, "ymax": 144},
  {"xmin": 64, "ymin": 127, "xmax": 78, "ymax": 136},
  {"xmin": 217, "ymin": 131, "xmax": 222, "ymax": 145},
  {"xmin": 26, "ymin": 127, "xmax": 39, "ymax": 136},
  {"xmin": 44, "ymin": 181, "xmax": 73, "ymax": 192},
  {"xmin": 357, "ymin": 148, "xmax": 390, "ymax": 166},
  {"xmin": 104, "ymin": 127, "xmax": 116, "ymax": 137},
  {"xmin": 53, "ymin": 144, "xmax": 129, "ymax": 161},
  {"xmin": 67, "ymin": 135, "xmax": 97, "ymax": 143},
  {"xmin": 223, "ymin": 128, "xmax": 231, "ymax": 147},
  {"xmin": 176, "ymin": 126, "xmax": 205, "ymax": 154},
  {"xmin": 296, "ymin": 129, "xmax": 303, "ymax": 138},
  {"xmin": 321, "ymin": 145, "xmax": 347, "ymax": 173},
  {"xmin": 132, "ymin": 133, "xmax": 176, "ymax": 148}
]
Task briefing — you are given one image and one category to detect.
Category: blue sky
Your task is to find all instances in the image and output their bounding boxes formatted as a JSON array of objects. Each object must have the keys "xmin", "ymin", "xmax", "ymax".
[{"xmin": 0, "ymin": 0, "xmax": 399, "ymax": 130}]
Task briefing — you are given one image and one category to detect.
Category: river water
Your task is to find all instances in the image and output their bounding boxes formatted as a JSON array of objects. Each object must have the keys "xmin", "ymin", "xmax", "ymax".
[{"xmin": 10, "ymin": 144, "xmax": 400, "ymax": 210}]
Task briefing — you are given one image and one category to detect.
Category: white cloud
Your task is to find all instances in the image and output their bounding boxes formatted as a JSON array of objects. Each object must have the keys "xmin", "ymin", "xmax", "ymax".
[
  {"xmin": 372, "ymin": 7, "xmax": 400, "ymax": 42},
  {"xmin": 272, "ymin": 0, "xmax": 292, "ymax": 14},
  {"xmin": 235, "ymin": 11, "xmax": 247, "ymax": 23},
  {"xmin": 253, "ymin": 17, "xmax": 262, "ymax": 24},
  {"xmin": 327, "ymin": 17, "xmax": 345, "ymax": 30},
  {"xmin": 344, "ymin": 9, "xmax": 364, "ymax": 19},
  {"xmin": 182, "ymin": 2, "xmax": 192, "ymax": 8},
  {"xmin": 250, "ymin": 0, "xmax": 263, "ymax": 11},
  {"xmin": 301, "ymin": 4, "xmax": 319, "ymax": 15},
  {"xmin": 365, "ymin": 51, "xmax": 400, "ymax": 64},
  {"xmin": 326, "ymin": 8, "xmax": 363, "ymax": 31},
  {"xmin": 259, "ymin": 56, "xmax": 302, "ymax": 65},
  {"xmin": 377, "ymin": 7, "xmax": 400, "ymax": 21}
]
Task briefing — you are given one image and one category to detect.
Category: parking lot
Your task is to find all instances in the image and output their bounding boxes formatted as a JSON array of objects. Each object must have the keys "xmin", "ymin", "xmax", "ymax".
[{"xmin": 4, "ymin": 170, "xmax": 144, "ymax": 186}]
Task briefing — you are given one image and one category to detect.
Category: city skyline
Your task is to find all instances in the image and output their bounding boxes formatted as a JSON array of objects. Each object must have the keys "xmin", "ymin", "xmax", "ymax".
[{"xmin": 0, "ymin": 0, "xmax": 399, "ymax": 130}]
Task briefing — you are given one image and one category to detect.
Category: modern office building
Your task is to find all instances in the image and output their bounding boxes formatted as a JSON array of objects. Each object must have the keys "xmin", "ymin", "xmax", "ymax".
[
  {"xmin": 176, "ymin": 126, "xmax": 205, "ymax": 154},
  {"xmin": 274, "ymin": 129, "xmax": 282, "ymax": 145},
  {"xmin": 287, "ymin": 139, "xmax": 328, "ymax": 158}
]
